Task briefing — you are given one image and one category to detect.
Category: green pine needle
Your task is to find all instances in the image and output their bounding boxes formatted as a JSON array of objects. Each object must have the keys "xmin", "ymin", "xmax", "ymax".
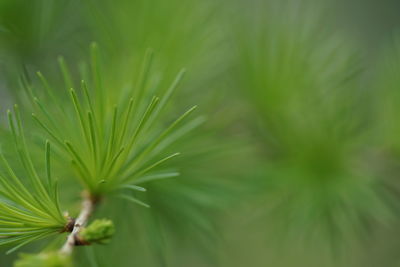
[
  {"xmin": 0, "ymin": 109, "xmax": 66, "ymax": 254},
  {"xmin": 26, "ymin": 45, "xmax": 198, "ymax": 199}
]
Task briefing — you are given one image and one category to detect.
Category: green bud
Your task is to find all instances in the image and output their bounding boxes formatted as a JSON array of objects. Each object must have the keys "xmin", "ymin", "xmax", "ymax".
[
  {"xmin": 14, "ymin": 251, "xmax": 72, "ymax": 267},
  {"xmin": 79, "ymin": 219, "xmax": 115, "ymax": 245}
]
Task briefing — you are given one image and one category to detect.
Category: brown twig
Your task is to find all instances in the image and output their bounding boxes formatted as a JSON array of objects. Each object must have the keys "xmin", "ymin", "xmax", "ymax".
[{"xmin": 60, "ymin": 192, "xmax": 96, "ymax": 255}]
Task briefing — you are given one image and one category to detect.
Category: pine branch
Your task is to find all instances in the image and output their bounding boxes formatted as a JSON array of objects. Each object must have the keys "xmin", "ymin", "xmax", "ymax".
[{"xmin": 60, "ymin": 192, "xmax": 96, "ymax": 255}]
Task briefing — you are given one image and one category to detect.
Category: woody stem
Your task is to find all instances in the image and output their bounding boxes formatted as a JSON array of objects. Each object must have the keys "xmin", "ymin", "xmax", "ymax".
[{"xmin": 60, "ymin": 192, "xmax": 95, "ymax": 255}]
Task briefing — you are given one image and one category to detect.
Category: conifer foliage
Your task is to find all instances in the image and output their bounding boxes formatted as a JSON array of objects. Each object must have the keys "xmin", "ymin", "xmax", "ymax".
[{"xmin": 0, "ymin": 44, "xmax": 198, "ymax": 265}]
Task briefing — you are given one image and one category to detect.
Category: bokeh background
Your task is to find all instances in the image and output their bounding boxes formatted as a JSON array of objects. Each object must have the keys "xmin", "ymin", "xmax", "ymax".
[{"xmin": 1, "ymin": 0, "xmax": 400, "ymax": 266}]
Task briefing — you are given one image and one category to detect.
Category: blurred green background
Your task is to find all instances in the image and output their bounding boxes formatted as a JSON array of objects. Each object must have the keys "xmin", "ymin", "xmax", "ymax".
[{"xmin": 1, "ymin": 0, "xmax": 400, "ymax": 266}]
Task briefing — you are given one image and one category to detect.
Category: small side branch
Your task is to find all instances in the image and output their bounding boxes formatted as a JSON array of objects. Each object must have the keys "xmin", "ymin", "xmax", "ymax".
[{"xmin": 60, "ymin": 192, "xmax": 95, "ymax": 255}]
